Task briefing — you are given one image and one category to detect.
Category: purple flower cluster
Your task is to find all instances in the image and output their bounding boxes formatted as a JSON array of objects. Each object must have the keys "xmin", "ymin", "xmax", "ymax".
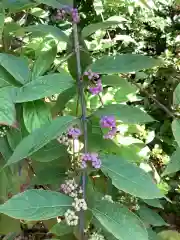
[
  {"xmin": 55, "ymin": 7, "xmax": 80, "ymax": 23},
  {"xmin": 81, "ymin": 153, "xmax": 101, "ymax": 169},
  {"xmin": 68, "ymin": 127, "xmax": 81, "ymax": 139},
  {"xmin": 100, "ymin": 116, "xmax": 117, "ymax": 139},
  {"xmin": 70, "ymin": 8, "xmax": 80, "ymax": 23},
  {"xmin": 84, "ymin": 70, "xmax": 103, "ymax": 95}
]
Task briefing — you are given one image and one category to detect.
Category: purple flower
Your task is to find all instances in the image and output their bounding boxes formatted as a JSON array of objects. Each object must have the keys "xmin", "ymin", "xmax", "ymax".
[
  {"xmin": 89, "ymin": 80, "xmax": 103, "ymax": 95},
  {"xmin": 68, "ymin": 127, "xmax": 81, "ymax": 139},
  {"xmin": 70, "ymin": 8, "xmax": 80, "ymax": 23},
  {"xmin": 100, "ymin": 116, "xmax": 116, "ymax": 128},
  {"xmin": 81, "ymin": 152, "xmax": 101, "ymax": 169},
  {"xmin": 104, "ymin": 127, "xmax": 117, "ymax": 139}
]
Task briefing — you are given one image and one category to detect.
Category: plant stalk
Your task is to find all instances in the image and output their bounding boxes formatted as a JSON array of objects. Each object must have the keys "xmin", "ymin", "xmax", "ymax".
[{"xmin": 72, "ymin": 23, "xmax": 87, "ymax": 239}]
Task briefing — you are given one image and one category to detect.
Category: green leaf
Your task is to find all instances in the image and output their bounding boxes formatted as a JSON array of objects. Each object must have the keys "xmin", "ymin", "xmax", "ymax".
[
  {"xmin": 137, "ymin": 206, "xmax": 167, "ymax": 226},
  {"xmin": 102, "ymin": 75, "xmax": 138, "ymax": 102},
  {"xmin": 0, "ymin": 214, "xmax": 20, "ymax": 234},
  {"xmin": 31, "ymin": 164, "xmax": 66, "ymax": 185},
  {"xmin": 5, "ymin": 115, "xmax": 76, "ymax": 166},
  {"xmin": 0, "ymin": 66, "xmax": 21, "ymax": 87},
  {"xmin": 172, "ymin": 119, "xmax": 180, "ymax": 146},
  {"xmin": 35, "ymin": 0, "xmax": 72, "ymax": 8},
  {"xmin": 50, "ymin": 222, "xmax": 73, "ymax": 236},
  {"xmin": 3, "ymin": 0, "xmax": 37, "ymax": 12},
  {"xmin": 24, "ymin": 25, "xmax": 69, "ymax": 43},
  {"xmin": 93, "ymin": 0, "xmax": 104, "ymax": 15},
  {"xmin": 32, "ymin": 43, "xmax": 57, "ymax": 79},
  {"xmin": 23, "ymin": 100, "xmax": 52, "ymax": 133},
  {"xmin": 52, "ymin": 87, "xmax": 77, "ymax": 115},
  {"xmin": 162, "ymin": 147, "xmax": 180, "ymax": 176},
  {"xmin": 90, "ymin": 54, "xmax": 161, "ymax": 74},
  {"xmin": 82, "ymin": 16, "xmax": 126, "ymax": 38},
  {"xmin": 173, "ymin": 83, "xmax": 180, "ymax": 105},
  {"xmin": 0, "ymin": 87, "xmax": 16, "ymax": 126},
  {"xmin": 0, "ymin": 190, "xmax": 72, "ymax": 221},
  {"xmin": 0, "ymin": 54, "xmax": 30, "ymax": 84},
  {"xmin": 91, "ymin": 200, "xmax": 148, "ymax": 240},
  {"xmin": 143, "ymin": 199, "xmax": 163, "ymax": 209},
  {"xmin": 15, "ymin": 73, "xmax": 74, "ymax": 103},
  {"xmin": 31, "ymin": 140, "xmax": 67, "ymax": 162},
  {"xmin": 101, "ymin": 154, "xmax": 163, "ymax": 199},
  {"xmin": 94, "ymin": 104, "xmax": 154, "ymax": 124}
]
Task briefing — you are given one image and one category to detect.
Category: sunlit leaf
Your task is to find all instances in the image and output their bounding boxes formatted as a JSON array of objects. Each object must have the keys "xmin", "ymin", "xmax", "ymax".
[{"xmin": 0, "ymin": 190, "xmax": 72, "ymax": 221}]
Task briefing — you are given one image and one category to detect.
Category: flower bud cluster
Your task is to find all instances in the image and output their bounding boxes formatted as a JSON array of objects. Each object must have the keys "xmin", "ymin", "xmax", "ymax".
[
  {"xmin": 61, "ymin": 179, "xmax": 87, "ymax": 226},
  {"xmin": 89, "ymin": 232, "xmax": 105, "ymax": 240},
  {"xmin": 60, "ymin": 179, "xmax": 82, "ymax": 198},
  {"xmin": 84, "ymin": 70, "xmax": 103, "ymax": 95},
  {"xmin": 102, "ymin": 195, "xmax": 113, "ymax": 203},
  {"xmin": 0, "ymin": 126, "xmax": 8, "ymax": 138},
  {"xmin": 64, "ymin": 209, "xmax": 79, "ymax": 226},
  {"xmin": 58, "ymin": 133, "xmax": 69, "ymax": 146},
  {"xmin": 72, "ymin": 197, "xmax": 87, "ymax": 211},
  {"xmin": 81, "ymin": 153, "xmax": 101, "ymax": 169},
  {"xmin": 100, "ymin": 116, "xmax": 117, "ymax": 139},
  {"xmin": 55, "ymin": 7, "xmax": 80, "ymax": 23}
]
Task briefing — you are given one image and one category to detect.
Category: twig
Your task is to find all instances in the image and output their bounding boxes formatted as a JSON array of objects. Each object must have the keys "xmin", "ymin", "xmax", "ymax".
[
  {"xmin": 72, "ymin": 23, "xmax": 87, "ymax": 240},
  {"xmin": 133, "ymin": 81, "xmax": 175, "ymax": 118}
]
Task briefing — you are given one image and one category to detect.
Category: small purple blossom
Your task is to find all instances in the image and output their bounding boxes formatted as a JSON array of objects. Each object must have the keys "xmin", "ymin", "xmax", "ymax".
[
  {"xmin": 100, "ymin": 116, "xmax": 116, "ymax": 128},
  {"xmin": 68, "ymin": 127, "xmax": 81, "ymax": 139},
  {"xmin": 83, "ymin": 70, "xmax": 99, "ymax": 80},
  {"xmin": 70, "ymin": 8, "xmax": 80, "ymax": 23},
  {"xmin": 81, "ymin": 153, "xmax": 101, "ymax": 169},
  {"xmin": 89, "ymin": 80, "xmax": 103, "ymax": 95},
  {"xmin": 104, "ymin": 127, "xmax": 117, "ymax": 139}
]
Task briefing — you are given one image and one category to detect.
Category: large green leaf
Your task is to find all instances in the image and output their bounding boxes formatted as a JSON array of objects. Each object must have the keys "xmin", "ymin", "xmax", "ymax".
[
  {"xmin": 91, "ymin": 200, "xmax": 148, "ymax": 240},
  {"xmin": 162, "ymin": 147, "xmax": 180, "ymax": 176},
  {"xmin": 32, "ymin": 43, "xmax": 57, "ymax": 79},
  {"xmin": 101, "ymin": 154, "xmax": 163, "ymax": 199},
  {"xmin": 31, "ymin": 140, "xmax": 67, "ymax": 162},
  {"xmin": 0, "ymin": 190, "xmax": 72, "ymax": 221},
  {"xmin": 90, "ymin": 54, "xmax": 161, "ymax": 74},
  {"xmin": 137, "ymin": 206, "xmax": 167, "ymax": 226},
  {"xmin": 0, "ymin": 54, "xmax": 30, "ymax": 84},
  {"xmin": 24, "ymin": 25, "xmax": 69, "ymax": 43},
  {"xmin": 15, "ymin": 73, "xmax": 74, "ymax": 103},
  {"xmin": 94, "ymin": 104, "xmax": 153, "ymax": 124},
  {"xmin": 173, "ymin": 83, "xmax": 180, "ymax": 105},
  {"xmin": 0, "ymin": 87, "xmax": 16, "ymax": 126},
  {"xmin": 172, "ymin": 119, "xmax": 180, "ymax": 146},
  {"xmin": 23, "ymin": 100, "xmax": 52, "ymax": 133},
  {"xmin": 5, "ymin": 115, "xmax": 76, "ymax": 166},
  {"xmin": 82, "ymin": 16, "xmax": 126, "ymax": 38}
]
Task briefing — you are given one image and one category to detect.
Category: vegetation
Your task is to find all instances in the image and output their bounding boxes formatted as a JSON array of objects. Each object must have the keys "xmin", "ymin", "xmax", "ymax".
[{"xmin": 0, "ymin": 0, "xmax": 180, "ymax": 239}]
